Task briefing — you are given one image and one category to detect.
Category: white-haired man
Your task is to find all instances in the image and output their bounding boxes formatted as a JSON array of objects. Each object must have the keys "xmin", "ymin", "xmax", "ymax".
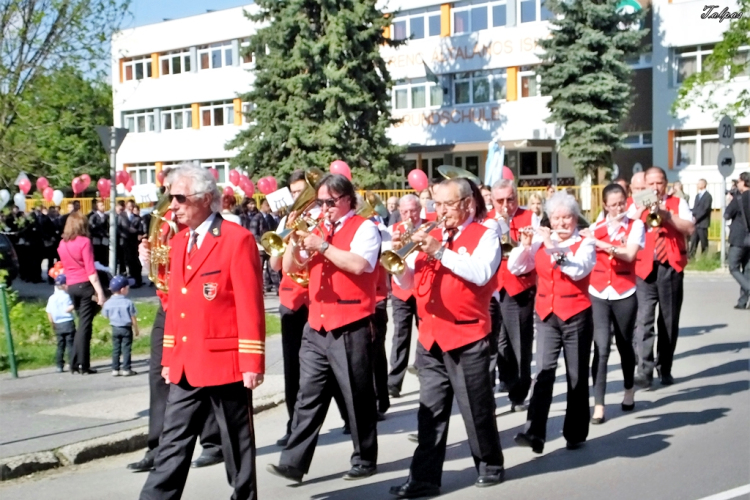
[{"xmin": 139, "ymin": 164, "xmax": 265, "ymax": 500}]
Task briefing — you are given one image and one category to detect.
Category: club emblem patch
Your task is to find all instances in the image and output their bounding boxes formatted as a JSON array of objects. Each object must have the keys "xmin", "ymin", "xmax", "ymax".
[
  {"xmin": 203, "ymin": 283, "xmax": 218, "ymax": 301},
  {"xmin": 458, "ymin": 246, "xmax": 467, "ymax": 255}
]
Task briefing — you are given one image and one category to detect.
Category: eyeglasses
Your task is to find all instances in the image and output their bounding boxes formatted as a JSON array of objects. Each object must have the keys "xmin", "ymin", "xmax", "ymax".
[
  {"xmin": 494, "ymin": 196, "xmax": 516, "ymax": 204},
  {"xmin": 433, "ymin": 197, "xmax": 467, "ymax": 210},
  {"xmin": 169, "ymin": 191, "xmax": 206, "ymax": 204},
  {"xmin": 316, "ymin": 194, "xmax": 346, "ymax": 208}
]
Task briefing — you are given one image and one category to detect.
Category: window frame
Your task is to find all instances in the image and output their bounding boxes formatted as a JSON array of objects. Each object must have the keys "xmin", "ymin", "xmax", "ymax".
[
  {"xmin": 201, "ymin": 159, "xmax": 231, "ymax": 184},
  {"xmin": 518, "ymin": 66, "xmax": 543, "ymax": 98},
  {"xmin": 674, "ymin": 128, "xmax": 750, "ymax": 167},
  {"xmin": 391, "ymin": 6, "xmax": 441, "ymax": 41},
  {"xmin": 159, "ymin": 49, "xmax": 192, "ymax": 77},
  {"xmin": 122, "ymin": 56, "xmax": 152, "ymax": 82},
  {"xmin": 199, "ymin": 101, "xmax": 236, "ymax": 127},
  {"xmin": 160, "ymin": 105, "xmax": 194, "ymax": 131},
  {"xmin": 453, "ymin": 69, "xmax": 507, "ymax": 105},
  {"xmin": 123, "ymin": 109, "xmax": 157, "ymax": 134},
  {"xmin": 128, "ymin": 164, "xmax": 157, "ymax": 185},
  {"xmin": 392, "ymin": 78, "xmax": 444, "ymax": 110},
  {"xmin": 621, "ymin": 131, "xmax": 653, "ymax": 149},
  {"xmin": 517, "ymin": 150, "xmax": 554, "ymax": 177},
  {"xmin": 518, "ymin": 0, "xmax": 554, "ymax": 24},
  {"xmin": 197, "ymin": 41, "xmax": 233, "ymax": 71}
]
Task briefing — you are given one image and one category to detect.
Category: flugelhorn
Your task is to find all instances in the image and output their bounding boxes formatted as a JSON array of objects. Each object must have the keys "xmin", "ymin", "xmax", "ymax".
[
  {"xmin": 147, "ymin": 191, "xmax": 179, "ymax": 292},
  {"xmin": 380, "ymin": 216, "xmax": 447, "ymax": 275}
]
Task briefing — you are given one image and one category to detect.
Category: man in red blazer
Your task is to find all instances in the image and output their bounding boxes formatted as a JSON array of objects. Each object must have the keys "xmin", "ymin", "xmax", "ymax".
[{"xmin": 140, "ymin": 165, "xmax": 265, "ymax": 500}]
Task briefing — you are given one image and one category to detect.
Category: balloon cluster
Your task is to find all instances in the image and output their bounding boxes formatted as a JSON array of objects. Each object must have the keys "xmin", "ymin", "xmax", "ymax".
[{"xmin": 228, "ymin": 170, "xmax": 256, "ymax": 196}]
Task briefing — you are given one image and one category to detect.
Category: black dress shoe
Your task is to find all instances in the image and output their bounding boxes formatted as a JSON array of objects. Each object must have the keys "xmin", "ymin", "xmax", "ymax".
[
  {"xmin": 475, "ymin": 467, "xmax": 505, "ymax": 487},
  {"xmin": 377, "ymin": 412, "xmax": 387, "ymax": 422},
  {"xmin": 126, "ymin": 456, "xmax": 154, "ymax": 472},
  {"xmin": 566, "ymin": 441, "xmax": 585, "ymax": 450},
  {"xmin": 191, "ymin": 453, "xmax": 224, "ymax": 468},
  {"xmin": 407, "ymin": 433, "xmax": 419, "ymax": 443},
  {"xmin": 342, "ymin": 423, "xmax": 351, "ymax": 435},
  {"xmin": 343, "ymin": 464, "xmax": 377, "ymax": 480},
  {"xmin": 621, "ymin": 402, "xmax": 635, "ymax": 412},
  {"xmin": 510, "ymin": 402, "xmax": 528, "ymax": 413},
  {"xmin": 514, "ymin": 432, "xmax": 544, "ymax": 454},
  {"xmin": 388, "ymin": 387, "xmax": 401, "ymax": 398},
  {"xmin": 633, "ymin": 373, "xmax": 652, "ymax": 389},
  {"xmin": 591, "ymin": 415, "xmax": 606, "ymax": 425},
  {"xmin": 81, "ymin": 368, "xmax": 97, "ymax": 375},
  {"xmin": 389, "ymin": 480, "xmax": 440, "ymax": 498},
  {"xmin": 660, "ymin": 373, "xmax": 675, "ymax": 386},
  {"xmin": 276, "ymin": 433, "xmax": 290, "ymax": 447},
  {"xmin": 266, "ymin": 464, "xmax": 303, "ymax": 483}
]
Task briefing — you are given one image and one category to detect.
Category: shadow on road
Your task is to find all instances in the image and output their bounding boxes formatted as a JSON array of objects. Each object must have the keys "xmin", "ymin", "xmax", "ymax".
[
  {"xmin": 679, "ymin": 324, "xmax": 728, "ymax": 337},
  {"xmin": 674, "ymin": 341, "xmax": 748, "ymax": 361}
]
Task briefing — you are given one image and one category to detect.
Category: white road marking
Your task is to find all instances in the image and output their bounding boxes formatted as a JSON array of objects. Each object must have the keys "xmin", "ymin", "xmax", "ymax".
[{"xmin": 696, "ymin": 484, "xmax": 750, "ymax": 500}]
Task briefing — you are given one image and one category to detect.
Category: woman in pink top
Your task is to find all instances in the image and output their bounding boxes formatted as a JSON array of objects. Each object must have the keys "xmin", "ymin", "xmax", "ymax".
[{"xmin": 58, "ymin": 212, "xmax": 106, "ymax": 374}]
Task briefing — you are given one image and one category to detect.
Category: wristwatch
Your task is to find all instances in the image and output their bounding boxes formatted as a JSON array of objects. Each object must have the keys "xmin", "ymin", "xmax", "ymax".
[{"xmin": 319, "ymin": 241, "xmax": 330, "ymax": 254}]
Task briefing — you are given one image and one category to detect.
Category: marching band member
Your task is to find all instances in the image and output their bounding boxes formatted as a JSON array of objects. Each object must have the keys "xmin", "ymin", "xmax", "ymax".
[
  {"xmin": 490, "ymin": 179, "xmax": 538, "ymax": 411},
  {"xmin": 634, "ymin": 167, "xmax": 694, "ymax": 388},
  {"xmin": 269, "ymin": 174, "xmax": 380, "ymax": 482},
  {"xmin": 390, "ymin": 178, "xmax": 504, "ymax": 498},
  {"xmin": 509, "ymin": 191, "xmax": 596, "ymax": 454},
  {"xmin": 386, "ymin": 194, "xmax": 421, "ymax": 399},
  {"xmin": 140, "ymin": 164, "xmax": 265, "ymax": 500},
  {"xmin": 582, "ymin": 184, "xmax": 645, "ymax": 424},
  {"xmin": 372, "ymin": 208, "xmax": 391, "ymax": 418}
]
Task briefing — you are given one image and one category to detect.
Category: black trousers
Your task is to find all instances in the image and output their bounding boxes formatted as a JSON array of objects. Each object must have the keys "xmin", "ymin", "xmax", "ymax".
[
  {"xmin": 280, "ymin": 318, "xmax": 377, "ymax": 473},
  {"xmin": 410, "ymin": 337, "xmax": 503, "ymax": 486},
  {"xmin": 497, "ymin": 287, "xmax": 535, "ymax": 404},
  {"xmin": 54, "ymin": 320, "xmax": 75, "ymax": 369},
  {"xmin": 260, "ymin": 253, "xmax": 279, "ymax": 290},
  {"xmin": 117, "ymin": 244, "xmax": 127, "ymax": 276},
  {"xmin": 146, "ymin": 306, "xmax": 222, "ymax": 460},
  {"xmin": 525, "ymin": 308, "xmax": 593, "ymax": 444},
  {"xmin": 112, "ymin": 325, "xmax": 134, "ymax": 371},
  {"xmin": 67, "ymin": 282, "xmax": 97, "ymax": 371},
  {"xmin": 125, "ymin": 242, "xmax": 143, "ymax": 286},
  {"xmin": 635, "ymin": 263, "xmax": 684, "ymax": 379},
  {"xmin": 689, "ymin": 227, "xmax": 709, "ymax": 257},
  {"xmin": 140, "ymin": 377, "xmax": 256, "ymax": 500},
  {"xmin": 591, "ymin": 295, "xmax": 637, "ymax": 406},
  {"xmin": 488, "ymin": 297, "xmax": 502, "ymax": 387},
  {"xmin": 94, "ymin": 243, "xmax": 109, "ymax": 266},
  {"xmin": 372, "ymin": 300, "xmax": 390, "ymax": 414},
  {"xmin": 388, "ymin": 295, "xmax": 417, "ymax": 392},
  {"xmin": 280, "ymin": 304, "xmax": 308, "ymax": 435},
  {"xmin": 728, "ymin": 245, "xmax": 750, "ymax": 307}
]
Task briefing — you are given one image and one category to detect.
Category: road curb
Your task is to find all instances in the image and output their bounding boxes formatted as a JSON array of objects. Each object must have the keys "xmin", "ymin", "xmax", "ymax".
[{"xmin": 0, "ymin": 391, "xmax": 285, "ymax": 482}]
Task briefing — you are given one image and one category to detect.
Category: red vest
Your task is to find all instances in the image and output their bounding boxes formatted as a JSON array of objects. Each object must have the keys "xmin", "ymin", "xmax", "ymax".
[
  {"xmin": 534, "ymin": 240, "xmax": 592, "ymax": 321},
  {"xmin": 279, "ymin": 273, "xmax": 309, "ymax": 311},
  {"xmin": 307, "ymin": 215, "xmax": 377, "ymax": 331},
  {"xmin": 590, "ymin": 219, "xmax": 637, "ymax": 294},
  {"xmin": 375, "ymin": 264, "xmax": 388, "ymax": 303},
  {"xmin": 390, "ymin": 220, "xmax": 416, "ymax": 301},
  {"xmin": 413, "ymin": 222, "xmax": 495, "ymax": 352},
  {"xmin": 496, "ymin": 208, "xmax": 537, "ymax": 296},
  {"xmin": 635, "ymin": 196, "xmax": 688, "ymax": 279}
]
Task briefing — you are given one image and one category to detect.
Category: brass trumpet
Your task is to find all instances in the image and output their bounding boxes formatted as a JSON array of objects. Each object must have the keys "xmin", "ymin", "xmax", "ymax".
[
  {"xmin": 646, "ymin": 202, "xmax": 662, "ymax": 228},
  {"xmin": 495, "ymin": 206, "xmax": 519, "ymax": 258},
  {"xmin": 380, "ymin": 216, "xmax": 447, "ymax": 275},
  {"xmin": 261, "ymin": 216, "xmax": 321, "ymax": 257},
  {"xmin": 147, "ymin": 191, "xmax": 179, "ymax": 292}
]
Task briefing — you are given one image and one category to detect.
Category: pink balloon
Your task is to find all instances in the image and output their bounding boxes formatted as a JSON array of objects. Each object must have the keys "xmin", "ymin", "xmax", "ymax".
[
  {"xmin": 257, "ymin": 177, "xmax": 271, "ymax": 195},
  {"xmin": 43, "ymin": 187, "xmax": 54, "ymax": 202},
  {"xmin": 502, "ymin": 165, "xmax": 514, "ymax": 180},
  {"xmin": 209, "ymin": 168, "xmax": 219, "ymax": 181},
  {"xmin": 71, "ymin": 177, "xmax": 85, "ymax": 194},
  {"xmin": 240, "ymin": 179, "xmax": 255, "ymax": 196},
  {"xmin": 266, "ymin": 177, "xmax": 278, "ymax": 192},
  {"xmin": 125, "ymin": 179, "xmax": 135, "ymax": 192},
  {"xmin": 223, "ymin": 186, "xmax": 235, "ymax": 197},
  {"xmin": 80, "ymin": 174, "xmax": 91, "ymax": 189},
  {"xmin": 156, "ymin": 170, "xmax": 165, "ymax": 185},
  {"xmin": 97, "ymin": 178, "xmax": 111, "ymax": 194},
  {"xmin": 229, "ymin": 169, "xmax": 240, "ymax": 186},
  {"xmin": 19, "ymin": 178, "xmax": 31, "ymax": 194},
  {"xmin": 407, "ymin": 169, "xmax": 429, "ymax": 192},
  {"xmin": 36, "ymin": 177, "xmax": 49, "ymax": 191},
  {"xmin": 116, "ymin": 170, "xmax": 130, "ymax": 185},
  {"xmin": 329, "ymin": 160, "xmax": 352, "ymax": 180}
]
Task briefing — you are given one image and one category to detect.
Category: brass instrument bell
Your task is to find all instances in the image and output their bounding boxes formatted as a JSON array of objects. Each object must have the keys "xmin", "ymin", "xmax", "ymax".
[
  {"xmin": 357, "ymin": 191, "xmax": 389, "ymax": 220},
  {"xmin": 646, "ymin": 203, "xmax": 662, "ymax": 228},
  {"xmin": 437, "ymin": 165, "xmax": 482, "ymax": 185},
  {"xmin": 380, "ymin": 217, "xmax": 447, "ymax": 275},
  {"xmin": 147, "ymin": 192, "xmax": 179, "ymax": 292}
]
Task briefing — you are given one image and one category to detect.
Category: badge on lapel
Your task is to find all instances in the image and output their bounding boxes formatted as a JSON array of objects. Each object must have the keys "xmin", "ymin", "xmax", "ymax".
[
  {"xmin": 203, "ymin": 283, "xmax": 218, "ymax": 301},
  {"xmin": 458, "ymin": 247, "xmax": 467, "ymax": 255}
]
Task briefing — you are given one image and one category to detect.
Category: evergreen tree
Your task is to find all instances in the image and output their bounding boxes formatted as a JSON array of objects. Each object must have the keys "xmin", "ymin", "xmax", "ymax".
[
  {"xmin": 538, "ymin": 0, "xmax": 647, "ymax": 178},
  {"xmin": 227, "ymin": 0, "xmax": 404, "ymax": 187}
]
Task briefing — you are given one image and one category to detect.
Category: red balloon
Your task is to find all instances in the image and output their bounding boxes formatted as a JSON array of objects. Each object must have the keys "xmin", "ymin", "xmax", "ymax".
[
  {"xmin": 156, "ymin": 170, "xmax": 166, "ymax": 185},
  {"xmin": 125, "ymin": 179, "xmax": 135, "ymax": 192},
  {"xmin": 97, "ymin": 178, "xmax": 111, "ymax": 194},
  {"xmin": 240, "ymin": 174, "xmax": 250, "ymax": 184},
  {"xmin": 19, "ymin": 178, "xmax": 31, "ymax": 194},
  {"xmin": 240, "ymin": 179, "xmax": 255, "ymax": 196},
  {"xmin": 329, "ymin": 160, "xmax": 352, "ymax": 181},
  {"xmin": 116, "ymin": 170, "xmax": 130, "ymax": 185},
  {"xmin": 268, "ymin": 177, "xmax": 278, "ymax": 192},
  {"xmin": 43, "ymin": 187, "xmax": 54, "ymax": 202},
  {"xmin": 229, "ymin": 169, "xmax": 240, "ymax": 186},
  {"xmin": 407, "ymin": 169, "xmax": 429, "ymax": 192},
  {"xmin": 223, "ymin": 186, "xmax": 235, "ymax": 197},
  {"xmin": 209, "ymin": 168, "xmax": 220, "ymax": 181},
  {"xmin": 80, "ymin": 174, "xmax": 91, "ymax": 189},
  {"xmin": 502, "ymin": 165, "xmax": 514, "ymax": 181},
  {"xmin": 36, "ymin": 177, "xmax": 49, "ymax": 191},
  {"xmin": 71, "ymin": 177, "xmax": 85, "ymax": 194},
  {"xmin": 257, "ymin": 177, "xmax": 273, "ymax": 195}
]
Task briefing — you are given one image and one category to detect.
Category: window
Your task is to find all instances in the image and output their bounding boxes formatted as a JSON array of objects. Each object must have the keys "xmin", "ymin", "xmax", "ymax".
[
  {"xmin": 452, "ymin": 1, "xmax": 507, "ymax": 34},
  {"xmin": 129, "ymin": 164, "xmax": 156, "ymax": 185},
  {"xmin": 519, "ymin": 0, "xmax": 553, "ymax": 23},
  {"xmin": 454, "ymin": 155, "xmax": 481, "ymax": 177},
  {"xmin": 453, "ymin": 69, "xmax": 506, "ymax": 105},
  {"xmin": 626, "ymin": 53, "xmax": 653, "ymax": 69},
  {"xmin": 676, "ymin": 128, "xmax": 750, "ymax": 166},
  {"xmin": 201, "ymin": 159, "xmax": 230, "ymax": 183},
  {"xmin": 392, "ymin": 7, "xmax": 441, "ymax": 41},
  {"xmin": 492, "ymin": 1, "xmax": 507, "ymax": 27},
  {"xmin": 519, "ymin": 152, "xmax": 538, "ymax": 176},
  {"xmin": 541, "ymin": 152, "xmax": 552, "ymax": 174},
  {"xmin": 392, "ymin": 78, "xmax": 444, "ymax": 110},
  {"xmin": 674, "ymin": 45, "xmax": 717, "ymax": 85},
  {"xmin": 161, "ymin": 106, "xmax": 193, "ymax": 131},
  {"xmin": 160, "ymin": 50, "xmax": 191, "ymax": 76},
  {"xmin": 622, "ymin": 132, "xmax": 653, "ymax": 148},
  {"xmin": 123, "ymin": 56, "xmax": 152, "ymax": 81},
  {"xmin": 123, "ymin": 109, "xmax": 156, "ymax": 133},
  {"xmin": 239, "ymin": 38, "xmax": 254, "ymax": 64},
  {"xmin": 198, "ymin": 41, "xmax": 233, "ymax": 70},
  {"xmin": 519, "ymin": 66, "xmax": 542, "ymax": 97},
  {"xmin": 200, "ymin": 101, "xmax": 235, "ymax": 127},
  {"xmin": 518, "ymin": 151, "xmax": 554, "ymax": 176}
]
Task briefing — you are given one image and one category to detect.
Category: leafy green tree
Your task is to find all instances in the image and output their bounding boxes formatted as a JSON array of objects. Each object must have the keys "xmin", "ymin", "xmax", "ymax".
[
  {"xmin": 537, "ymin": 0, "xmax": 647, "ymax": 178},
  {"xmin": 228, "ymin": 0, "xmax": 404, "ymax": 188},
  {"xmin": 672, "ymin": 0, "xmax": 750, "ymax": 120}
]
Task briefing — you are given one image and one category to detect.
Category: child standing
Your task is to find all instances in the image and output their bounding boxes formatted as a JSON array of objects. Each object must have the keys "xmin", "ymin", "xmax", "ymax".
[
  {"xmin": 102, "ymin": 275, "xmax": 139, "ymax": 376},
  {"xmin": 46, "ymin": 275, "xmax": 76, "ymax": 373}
]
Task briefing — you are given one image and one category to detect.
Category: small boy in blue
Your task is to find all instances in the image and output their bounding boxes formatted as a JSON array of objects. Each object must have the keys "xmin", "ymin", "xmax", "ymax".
[
  {"xmin": 102, "ymin": 275, "xmax": 139, "ymax": 377},
  {"xmin": 46, "ymin": 275, "xmax": 75, "ymax": 373}
]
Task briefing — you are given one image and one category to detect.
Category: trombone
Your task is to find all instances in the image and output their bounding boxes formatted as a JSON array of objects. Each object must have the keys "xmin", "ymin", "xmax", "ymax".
[{"xmin": 380, "ymin": 216, "xmax": 447, "ymax": 275}]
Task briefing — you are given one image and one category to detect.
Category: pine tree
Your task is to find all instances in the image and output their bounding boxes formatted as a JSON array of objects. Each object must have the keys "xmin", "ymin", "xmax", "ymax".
[
  {"xmin": 538, "ymin": 0, "xmax": 647, "ymax": 178},
  {"xmin": 227, "ymin": 0, "xmax": 404, "ymax": 188}
]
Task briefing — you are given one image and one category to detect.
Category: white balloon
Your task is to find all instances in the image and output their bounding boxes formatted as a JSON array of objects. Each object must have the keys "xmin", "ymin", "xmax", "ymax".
[
  {"xmin": 14, "ymin": 192, "xmax": 26, "ymax": 211},
  {"xmin": 0, "ymin": 189, "xmax": 10, "ymax": 209},
  {"xmin": 52, "ymin": 189, "xmax": 64, "ymax": 206}
]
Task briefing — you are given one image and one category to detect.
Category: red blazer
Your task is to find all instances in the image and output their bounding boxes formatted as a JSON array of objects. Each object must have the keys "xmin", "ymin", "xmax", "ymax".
[
  {"xmin": 635, "ymin": 196, "xmax": 688, "ymax": 278},
  {"xmin": 535, "ymin": 240, "xmax": 592, "ymax": 321},
  {"xmin": 162, "ymin": 214, "xmax": 266, "ymax": 387},
  {"xmin": 590, "ymin": 219, "xmax": 637, "ymax": 294}
]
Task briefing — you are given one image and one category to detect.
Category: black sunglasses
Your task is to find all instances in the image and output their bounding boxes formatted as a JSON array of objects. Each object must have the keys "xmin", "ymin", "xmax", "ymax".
[
  {"xmin": 316, "ymin": 194, "xmax": 346, "ymax": 208},
  {"xmin": 168, "ymin": 191, "xmax": 207, "ymax": 204}
]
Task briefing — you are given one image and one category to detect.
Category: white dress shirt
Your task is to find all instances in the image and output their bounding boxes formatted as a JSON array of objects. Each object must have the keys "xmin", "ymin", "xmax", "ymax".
[
  {"xmin": 221, "ymin": 210, "xmax": 241, "ymax": 225},
  {"xmin": 394, "ymin": 216, "xmax": 501, "ymax": 290},
  {"xmin": 588, "ymin": 216, "xmax": 645, "ymax": 300},
  {"xmin": 507, "ymin": 230, "xmax": 596, "ymax": 281},
  {"xmin": 187, "ymin": 212, "xmax": 218, "ymax": 254}
]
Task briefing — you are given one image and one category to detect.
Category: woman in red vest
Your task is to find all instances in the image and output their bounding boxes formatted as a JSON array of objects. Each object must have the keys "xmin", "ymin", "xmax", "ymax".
[
  {"xmin": 582, "ymin": 184, "xmax": 645, "ymax": 424},
  {"xmin": 508, "ymin": 191, "xmax": 596, "ymax": 454}
]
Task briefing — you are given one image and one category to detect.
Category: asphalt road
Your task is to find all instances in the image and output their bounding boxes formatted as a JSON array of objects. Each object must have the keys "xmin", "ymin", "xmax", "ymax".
[{"xmin": 1, "ymin": 274, "xmax": 748, "ymax": 500}]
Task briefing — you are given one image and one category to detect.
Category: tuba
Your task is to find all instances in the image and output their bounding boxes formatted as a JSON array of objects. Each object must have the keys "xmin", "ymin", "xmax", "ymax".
[
  {"xmin": 147, "ymin": 192, "xmax": 179, "ymax": 292},
  {"xmin": 380, "ymin": 217, "xmax": 447, "ymax": 275}
]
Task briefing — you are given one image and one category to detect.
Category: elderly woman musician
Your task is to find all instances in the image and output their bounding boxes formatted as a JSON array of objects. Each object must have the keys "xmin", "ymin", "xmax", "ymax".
[
  {"xmin": 581, "ymin": 184, "xmax": 645, "ymax": 424},
  {"xmin": 507, "ymin": 191, "xmax": 596, "ymax": 454}
]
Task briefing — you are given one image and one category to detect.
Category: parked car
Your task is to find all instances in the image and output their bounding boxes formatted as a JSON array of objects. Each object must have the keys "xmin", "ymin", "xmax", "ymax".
[{"xmin": 0, "ymin": 234, "xmax": 19, "ymax": 286}]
